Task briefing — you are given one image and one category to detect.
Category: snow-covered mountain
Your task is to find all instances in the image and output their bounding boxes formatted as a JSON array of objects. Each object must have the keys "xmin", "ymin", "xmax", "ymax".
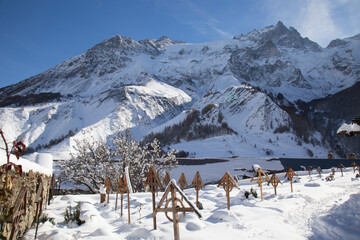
[{"xmin": 0, "ymin": 21, "xmax": 359, "ymax": 159}]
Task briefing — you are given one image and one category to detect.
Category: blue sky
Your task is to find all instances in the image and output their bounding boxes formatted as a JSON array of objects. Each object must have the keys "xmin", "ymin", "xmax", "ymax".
[{"xmin": 0, "ymin": 0, "xmax": 359, "ymax": 89}]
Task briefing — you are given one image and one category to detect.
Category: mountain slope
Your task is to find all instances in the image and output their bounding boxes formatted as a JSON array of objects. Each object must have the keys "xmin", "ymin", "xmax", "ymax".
[{"xmin": 0, "ymin": 21, "xmax": 359, "ymax": 159}]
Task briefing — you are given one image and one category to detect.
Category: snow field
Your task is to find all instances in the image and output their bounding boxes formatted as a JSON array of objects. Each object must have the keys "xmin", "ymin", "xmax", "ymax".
[{"xmin": 23, "ymin": 167, "xmax": 360, "ymax": 240}]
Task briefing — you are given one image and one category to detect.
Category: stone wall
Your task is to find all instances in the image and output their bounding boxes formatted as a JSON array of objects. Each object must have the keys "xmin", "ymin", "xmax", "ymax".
[{"xmin": 0, "ymin": 169, "xmax": 52, "ymax": 239}]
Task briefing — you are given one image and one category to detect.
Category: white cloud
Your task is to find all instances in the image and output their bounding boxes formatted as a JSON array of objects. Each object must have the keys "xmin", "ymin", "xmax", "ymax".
[{"xmin": 297, "ymin": 0, "xmax": 342, "ymax": 46}]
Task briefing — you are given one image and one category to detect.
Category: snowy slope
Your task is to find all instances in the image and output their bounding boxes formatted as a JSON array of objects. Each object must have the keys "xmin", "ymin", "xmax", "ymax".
[{"xmin": 23, "ymin": 167, "xmax": 360, "ymax": 240}]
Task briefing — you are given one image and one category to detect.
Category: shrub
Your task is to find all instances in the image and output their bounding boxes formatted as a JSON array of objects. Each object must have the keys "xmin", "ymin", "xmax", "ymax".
[
  {"xmin": 64, "ymin": 202, "xmax": 85, "ymax": 226},
  {"xmin": 244, "ymin": 187, "xmax": 258, "ymax": 199},
  {"xmin": 39, "ymin": 214, "xmax": 55, "ymax": 225}
]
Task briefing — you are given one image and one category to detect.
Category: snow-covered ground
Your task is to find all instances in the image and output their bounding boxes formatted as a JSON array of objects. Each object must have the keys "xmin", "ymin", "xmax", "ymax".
[{"xmin": 23, "ymin": 167, "xmax": 360, "ymax": 240}]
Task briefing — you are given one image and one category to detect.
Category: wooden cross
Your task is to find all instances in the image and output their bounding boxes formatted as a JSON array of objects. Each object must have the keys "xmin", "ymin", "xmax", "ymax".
[
  {"xmin": 191, "ymin": 171, "xmax": 204, "ymax": 208},
  {"xmin": 250, "ymin": 168, "xmax": 269, "ymax": 201},
  {"xmin": 317, "ymin": 167, "xmax": 323, "ymax": 177},
  {"xmin": 331, "ymin": 168, "xmax": 335, "ymax": 175},
  {"xmin": 104, "ymin": 177, "xmax": 112, "ymax": 203},
  {"xmin": 153, "ymin": 180, "xmax": 202, "ymax": 240},
  {"xmin": 163, "ymin": 171, "xmax": 171, "ymax": 186},
  {"xmin": 306, "ymin": 166, "xmax": 312, "ymax": 177},
  {"xmin": 178, "ymin": 173, "xmax": 188, "ymax": 190},
  {"xmin": 115, "ymin": 176, "xmax": 127, "ymax": 213},
  {"xmin": 350, "ymin": 161, "xmax": 357, "ymax": 173},
  {"xmin": 337, "ymin": 163, "xmax": 345, "ymax": 176},
  {"xmin": 285, "ymin": 168, "xmax": 297, "ymax": 192},
  {"xmin": 217, "ymin": 172, "xmax": 239, "ymax": 210},
  {"xmin": 145, "ymin": 165, "xmax": 164, "ymax": 230},
  {"xmin": 268, "ymin": 173, "xmax": 282, "ymax": 195}
]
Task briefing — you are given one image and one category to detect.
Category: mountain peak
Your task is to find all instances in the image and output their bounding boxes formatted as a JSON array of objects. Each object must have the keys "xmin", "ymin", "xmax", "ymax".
[{"xmin": 235, "ymin": 21, "xmax": 321, "ymax": 52}]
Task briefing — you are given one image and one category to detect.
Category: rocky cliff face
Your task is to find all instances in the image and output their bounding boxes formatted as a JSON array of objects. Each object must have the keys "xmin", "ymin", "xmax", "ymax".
[{"xmin": 0, "ymin": 22, "xmax": 359, "ymax": 158}]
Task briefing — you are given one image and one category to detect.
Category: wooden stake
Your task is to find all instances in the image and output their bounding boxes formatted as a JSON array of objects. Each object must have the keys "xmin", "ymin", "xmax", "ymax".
[{"xmin": 338, "ymin": 163, "xmax": 345, "ymax": 176}]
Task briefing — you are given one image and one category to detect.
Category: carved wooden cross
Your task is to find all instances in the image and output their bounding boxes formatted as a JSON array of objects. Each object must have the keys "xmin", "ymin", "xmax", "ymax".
[
  {"xmin": 145, "ymin": 165, "xmax": 164, "ymax": 230},
  {"xmin": 115, "ymin": 176, "xmax": 127, "ymax": 214},
  {"xmin": 178, "ymin": 173, "xmax": 188, "ymax": 190},
  {"xmin": 331, "ymin": 168, "xmax": 335, "ymax": 175},
  {"xmin": 268, "ymin": 173, "xmax": 282, "ymax": 195},
  {"xmin": 217, "ymin": 172, "xmax": 239, "ymax": 210},
  {"xmin": 317, "ymin": 167, "xmax": 323, "ymax": 177},
  {"xmin": 350, "ymin": 161, "xmax": 357, "ymax": 173},
  {"xmin": 104, "ymin": 177, "xmax": 112, "ymax": 203},
  {"xmin": 337, "ymin": 163, "xmax": 345, "ymax": 176},
  {"xmin": 251, "ymin": 168, "xmax": 269, "ymax": 201},
  {"xmin": 191, "ymin": 171, "xmax": 204, "ymax": 208},
  {"xmin": 285, "ymin": 168, "xmax": 297, "ymax": 192},
  {"xmin": 153, "ymin": 180, "xmax": 202, "ymax": 240},
  {"xmin": 163, "ymin": 171, "xmax": 171, "ymax": 186},
  {"xmin": 307, "ymin": 166, "xmax": 312, "ymax": 177}
]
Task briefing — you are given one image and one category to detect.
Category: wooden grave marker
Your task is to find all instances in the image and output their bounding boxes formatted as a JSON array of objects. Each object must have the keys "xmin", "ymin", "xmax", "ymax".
[
  {"xmin": 153, "ymin": 180, "xmax": 202, "ymax": 240},
  {"xmin": 145, "ymin": 165, "xmax": 164, "ymax": 230},
  {"xmin": 104, "ymin": 177, "xmax": 112, "ymax": 203},
  {"xmin": 163, "ymin": 171, "xmax": 171, "ymax": 186},
  {"xmin": 356, "ymin": 165, "xmax": 360, "ymax": 175},
  {"xmin": 268, "ymin": 173, "xmax": 282, "ymax": 195},
  {"xmin": 337, "ymin": 163, "xmax": 345, "ymax": 176},
  {"xmin": 191, "ymin": 171, "xmax": 204, "ymax": 208},
  {"xmin": 251, "ymin": 168, "xmax": 269, "ymax": 201},
  {"xmin": 331, "ymin": 168, "xmax": 335, "ymax": 175},
  {"xmin": 307, "ymin": 166, "xmax": 312, "ymax": 177},
  {"xmin": 350, "ymin": 161, "xmax": 357, "ymax": 173},
  {"xmin": 285, "ymin": 168, "xmax": 297, "ymax": 192},
  {"xmin": 317, "ymin": 167, "xmax": 323, "ymax": 177},
  {"xmin": 178, "ymin": 173, "xmax": 188, "ymax": 191},
  {"xmin": 115, "ymin": 176, "xmax": 127, "ymax": 213},
  {"xmin": 217, "ymin": 172, "xmax": 239, "ymax": 210}
]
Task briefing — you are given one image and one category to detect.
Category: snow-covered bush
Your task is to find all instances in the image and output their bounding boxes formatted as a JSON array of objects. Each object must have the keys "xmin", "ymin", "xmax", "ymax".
[{"xmin": 59, "ymin": 130, "xmax": 177, "ymax": 193}]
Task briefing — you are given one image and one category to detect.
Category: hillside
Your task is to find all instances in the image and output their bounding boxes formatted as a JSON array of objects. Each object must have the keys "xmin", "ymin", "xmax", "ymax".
[{"xmin": 0, "ymin": 21, "xmax": 359, "ymax": 159}]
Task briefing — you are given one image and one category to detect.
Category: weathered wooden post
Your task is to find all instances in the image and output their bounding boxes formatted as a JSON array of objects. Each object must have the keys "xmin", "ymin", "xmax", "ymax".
[
  {"xmin": 34, "ymin": 178, "xmax": 44, "ymax": 239},
  {"xmin": 337, "ymin": 163, "xmax": 345, "ymax": 176},
  {"xmin": 350, "ymin": 161, "xmax": 357, "ymax": 173},
  {"xmin": 145, "ymin": 165, "xmax": 164, "ymax": 230},
  {"xmin": 105, "ymin": 177, "xmax": 112, "ymax": 203},
  {"xmin": 153, "ymin": 180, "xmax": 202, "ymax": 240},
  {"xmin": 191, "ymin": 171, "xmax": 204, "ymax": 208},
  {"xmin": 268, "ymin": 173, "xmax": 282, "ymax": 195},
  {"xmin": 217, "ymin": 172, "xmax": 239, "ymax": 210},
  {"xmin": 317, "ymin": 167, "xmax": 323, "ymax": 177},
  {"xmin": 250, "ymin": 168, "xmax": 269, "ymax": 201},
  {"xmin": 307, "ymin": 166, "xmax": 312, "ymax": 177},
  {"xmin": 285, "ymin": 168, "xmax": 296, "ymax": 192}
]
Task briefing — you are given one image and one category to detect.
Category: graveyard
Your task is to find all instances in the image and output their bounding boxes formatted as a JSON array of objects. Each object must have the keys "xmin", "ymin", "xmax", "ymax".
[{"xmin": 21, "ymin": 162, "xmax": 360, "ymax": 240}]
